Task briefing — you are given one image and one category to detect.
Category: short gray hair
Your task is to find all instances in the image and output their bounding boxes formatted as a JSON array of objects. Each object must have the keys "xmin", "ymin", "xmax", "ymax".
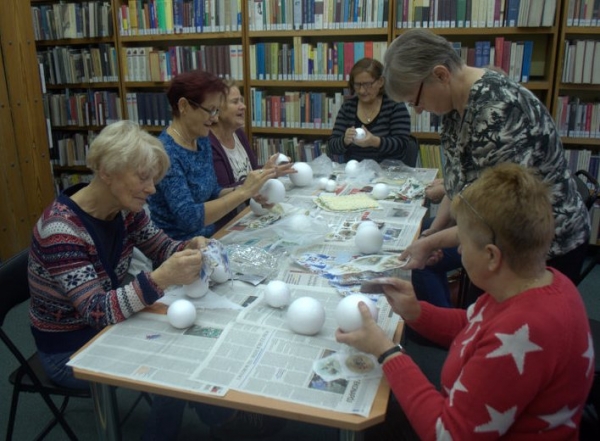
[
  {"xmin": 86, "ymin": 120, "xmax": 170, "ymax": 182},
  {"xmin": 384, "ymin": 29, "xmax": 464, "ymax": 101}
]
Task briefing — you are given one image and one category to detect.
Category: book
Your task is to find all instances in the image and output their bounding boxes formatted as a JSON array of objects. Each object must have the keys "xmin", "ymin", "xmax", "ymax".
[{"xmin": 520, "ymin": 40, "xmax": 533, "ymax": 82}]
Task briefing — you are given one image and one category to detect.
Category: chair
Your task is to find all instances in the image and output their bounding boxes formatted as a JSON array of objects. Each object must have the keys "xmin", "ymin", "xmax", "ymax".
[{"xmin": 1, "ymin": 249, "xmax": 151, "ymax": 440}]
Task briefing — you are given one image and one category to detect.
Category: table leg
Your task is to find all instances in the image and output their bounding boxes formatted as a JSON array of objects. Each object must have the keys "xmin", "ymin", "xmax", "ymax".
[
  {"xmin": 91, "ymin": 382, "xmax": 121, "ymax": 441},
  {"xmin": 339, "ymin": 429, "xmax": 365, "ymax": 441}
]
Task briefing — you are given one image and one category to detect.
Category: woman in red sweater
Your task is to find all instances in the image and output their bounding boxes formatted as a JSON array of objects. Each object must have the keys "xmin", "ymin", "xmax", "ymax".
[{"xmin": 337, "ymin": 163, "xmax": 594, "ymax": 440}]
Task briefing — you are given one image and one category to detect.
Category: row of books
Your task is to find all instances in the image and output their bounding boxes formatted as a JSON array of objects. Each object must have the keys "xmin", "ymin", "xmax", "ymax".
[
  {"xmin": 590, "ymin": 202, "xmax": 600, "ymax": 245},
  {"xmin": 395, "ymin": 0, "xmax": 556, "ymax": 28},
  {"xmin": 566, "ymin": 0, "xmax": 600, "ymax": 26},
  {"xmin": 54, "ymin": 173, "xmax": 93, "ymax": 192},
  {"xmin": 31, "ymin": 2, "xmax": 113, "ymax": 41},
  {"xmin": 122, "ymin": 45, "xmax": 243, "ymax": 82},
  {"xmin": 418, "ymin": 143, "xmax": 445, "ymax": 176},
  {"xmin": 451, "ymin": 38, "xmax": 535, "ymax": 83},
  {"xmin": 564, "ymin": 149, "xmax": 600, "ymax": 184},
  {"xmin": 250, "ymin": 40, "xmax": 388, "ymax": 81},
  {"xmin": 248, "ymin": 0, "xmax": 389, "ymax": 31},
  {"xmin": 118, "ymin": 0, "xmax": 242, "ymax": 35},
  {"xmin": 252, "ymin": 137, "xmax": 327, "ymax": 164},
  {"xmin": 555, "ymin": 97, "xmax": 600, "ymax": 139},
  {"xmin": 125, "ymin": 92, "xmax": 173, "ymax": 127},
  {"xmin": 561, "ymin": 40, "xmax": 600, "ymax": 85},
  {"xmin": 250, "ymin": 89, "xmax": 345, "ymax": 129},
  {"xmin": 43, "ymin": 91, "xmax": 122, "ymax": 127},
  {"xmin": 37, "ymin": 45, "xmax": 118, "ymax": 86},
  {"xmin": 408, "ymin": 108, "xmax": 442, "ymax": 134}
]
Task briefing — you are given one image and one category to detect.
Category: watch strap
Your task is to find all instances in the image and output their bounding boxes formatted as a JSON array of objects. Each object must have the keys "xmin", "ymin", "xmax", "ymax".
[{"xmin": 377, "ymin": 344, "xmax": 405, "ymax": 364}]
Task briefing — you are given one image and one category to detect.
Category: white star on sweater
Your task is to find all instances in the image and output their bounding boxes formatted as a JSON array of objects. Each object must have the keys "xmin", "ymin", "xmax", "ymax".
[
  {"xmin": 465, "ymin": 304, "xmax": 485, "ymax": 334},
  {"xmin": 539, "ymin": 405, "xmax": 578, "ymax": 429},
  {"xmin": 435, "ymin": 417, "xmax": 453, "ymax": 441},
  {"xmin": 474, "ymin": 405, "xmax": 517, "ymax": 436},
  {"xmin": 486, "ymin": 324, "xmax": 542, "ymax": 374},
  {"xmin": 460, "ymin": 325, "xmax": 480, "ymax": 357},
  {"xmin": 447, "ymin": 373, "xmax": 468, "ymax": 407},
  {"xmin": 583, "ymin": 333, "xmax": 594, "ymax": 377}
]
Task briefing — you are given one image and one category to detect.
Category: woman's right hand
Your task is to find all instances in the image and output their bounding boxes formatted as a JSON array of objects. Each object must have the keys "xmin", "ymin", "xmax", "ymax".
[
  {"xmin": 369, "ymin": 277, "xmax": 422, "ymax": 321},
  {"xmin": 344, "ymin": 127, "xmax": 357, "ymax": 145},
  {"xmin": 240, "ymin": 168, "xmax": 276, "ymax": 198},
  {"xmin": 150, "ymin": 249, "xmax": 203, "ymax": 290}
]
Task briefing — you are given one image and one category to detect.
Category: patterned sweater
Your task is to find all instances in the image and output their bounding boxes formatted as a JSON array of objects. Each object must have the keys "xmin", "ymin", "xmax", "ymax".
[
  {"xmin": 328, "ymin": 95, "xmax": 412, "ymax": 163},
  {"xmin": 386, "ymin": 269, "xmax": 594, "ymax": 440},
  {"xmin": 29, "ymin": 187, "xmax": 187, "ymax": 354},
  {"xmin": 441, "ymin": 69, "xmax": 590, "ymax": 257},
  {"xmin": 148, "ymin": 130, "xmax": 222, "ymax": 240}
]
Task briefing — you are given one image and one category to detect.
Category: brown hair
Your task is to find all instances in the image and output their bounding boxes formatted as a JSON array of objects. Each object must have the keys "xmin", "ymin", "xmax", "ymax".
[
  {"xmin": 166, "ymin": 69, "xmax": 228, "ymax": 117},
  {"xmin": 349, "ymin": 58, "xmax": 384, "ymax": 96}
]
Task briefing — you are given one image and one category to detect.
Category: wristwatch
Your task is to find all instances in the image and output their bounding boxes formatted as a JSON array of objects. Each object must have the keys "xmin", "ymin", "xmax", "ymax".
[{"xmin": 377, "ymin": 344, "xmax": 406, "ymax": 364}]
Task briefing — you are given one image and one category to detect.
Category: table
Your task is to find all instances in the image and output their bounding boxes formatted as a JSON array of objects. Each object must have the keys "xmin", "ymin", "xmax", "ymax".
[{"xmin": 72, "ymin": 168, "xmax": 432, "ymax": 441}]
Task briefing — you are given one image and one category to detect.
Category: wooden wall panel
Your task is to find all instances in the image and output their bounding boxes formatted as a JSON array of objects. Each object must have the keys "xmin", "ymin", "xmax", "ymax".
[{"xmin": 0, "ymin": 0, "xmax": 55, "ymax": 260}]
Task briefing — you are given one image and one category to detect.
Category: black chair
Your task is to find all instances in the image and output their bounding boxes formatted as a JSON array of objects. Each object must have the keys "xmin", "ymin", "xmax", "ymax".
[{"xmin": 1, "ymin": 249, "xmax": 151, "ymax": 440}]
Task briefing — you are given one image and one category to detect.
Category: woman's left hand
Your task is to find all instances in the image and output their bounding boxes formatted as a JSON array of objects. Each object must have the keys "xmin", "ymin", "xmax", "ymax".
[
  {"xmin": 185, "ymin": 236, "xmax": 208, "ymax": 251},
  {"xmin": 264, "ymin": 153, "xmax": 297, "ymax": 178},
  {"xmin": 335, "ymin": 302, "xmax": 394, "ymax": 357},
  {"xmin": 353, "ymin": 127, "xmax": 376, "ymax": 148}
]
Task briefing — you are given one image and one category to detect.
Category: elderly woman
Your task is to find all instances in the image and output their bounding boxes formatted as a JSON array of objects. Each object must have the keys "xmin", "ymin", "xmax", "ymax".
[
  {"xmin": 337, "ymin": 163, "xmax": 594, "ymax": 440},
  {"xmin": 29, "ymin": 120, "xmax": 207, "ymax": 438},
  {"xmin": 148, "ymin": 70, "xmax": 276, "ymax": 240},
  {"xmin": 209, "ymin": 79, "xmax": 295, "ymax": 229},
  {"xmin": 388, "ymin": 29, "xmax": 590, "ymax": 307},
  {"xmin": 327, "ymin": 57, "xmax": 416, "ymax": 165}
]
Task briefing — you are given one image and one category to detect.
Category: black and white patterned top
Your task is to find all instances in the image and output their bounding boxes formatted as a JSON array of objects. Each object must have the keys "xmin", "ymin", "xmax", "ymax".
[{"xmin": 441, "ymin": 69, "xmax": 590, "ymax": 258}]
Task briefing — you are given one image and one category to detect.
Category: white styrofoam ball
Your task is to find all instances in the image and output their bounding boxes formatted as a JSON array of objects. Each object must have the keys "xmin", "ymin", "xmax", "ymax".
[
  {"xmin": 167, "ymin": 299, "xmax": 197, "ymax": 329},
  {"xmin": 289, "ymin": 162, "xmax": 314, "ymax": 187},
  {"xmin": 325, "ymin": 179, "xmax": 337, "ymax": 192},
  {"xmin": 275, "ymin": 153, "xmax": 289, "ymax": 165},
  {"xmin": 249, "ymin": 198, "xmax": 269, "ymax": 215},
  {"xmin": 372, "ymin": 183, "xmax": 390, "ymax": 200},
  {"xmin": 287, "ymin": 297, "xmax": 326, "ymax": 335},
  {"xmin": 318, "ymin": 177, "xmax": 329, "ymax": 189},
  {"xmin": 335, "ymin": 294, "xmax": 378, "ymax": 333},
  {"xmin": 210, "ymin": 265, "xmax": 229, "ymax": 284},
  {"xmin": 183, "ymin": 276, "xmax": 210, "ymax": 298},
  {"xmin": 265, "ymin": 280, "xmax": 291, "ymax": 308},
  {"xmin": 355, "ymin": 128, "xmax": 366, "ymax": 140},
  {"xmin": 355, "ymin": 225, "xmax": 384, "ymax": 254},
  {"xmin": 259, "ymin": 179, "xmax": 286, "ymax": 204},
  {"xmin": 356, "ymin": 220, "xmax": 378, "ymax": 232},
  {"xmin": 287, "ymin": 213, "xmax": 312, "ymax": 231},
  {"xmin": 345, "ymin": 160, "xmax": 359, "ymax": 176}
]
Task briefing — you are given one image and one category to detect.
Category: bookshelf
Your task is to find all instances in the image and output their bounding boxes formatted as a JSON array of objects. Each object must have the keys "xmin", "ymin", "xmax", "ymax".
[
  {"xmin": 552, "ymin": 0, "xmax": 600, "ymax": 182},
  {"xmin": 28, "ymin": 1, "xmax": 599, "ymax": 186}
]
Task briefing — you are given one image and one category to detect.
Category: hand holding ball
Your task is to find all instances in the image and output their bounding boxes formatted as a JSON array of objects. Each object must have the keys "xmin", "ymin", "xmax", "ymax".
[
  {"xmin": 354, "ymin": 128, "xmax": 366, "ymax": 140},
  {"xmin": 167, "ymin": 299, "xmax": 197, "ymax": 329},
  {"xmin": 335, "ymin": 294, "xmax": 378, "ymax": 333}
]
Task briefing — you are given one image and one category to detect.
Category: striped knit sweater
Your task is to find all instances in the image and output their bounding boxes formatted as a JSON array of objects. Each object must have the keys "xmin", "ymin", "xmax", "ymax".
[
  {"xmin": 328, "ymin": 95, "xmax": 412, "ymax": 163},
  {"xmin": 29, "ymin": 186, "xmax": 187, "ymax": 354}
]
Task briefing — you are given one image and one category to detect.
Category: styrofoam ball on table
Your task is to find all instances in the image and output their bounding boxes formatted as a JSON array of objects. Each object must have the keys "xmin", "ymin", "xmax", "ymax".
[
  {"xmin": 287, "ymin": 213, "xmax": 312, "ymax": 231},
  {"xmin": 210, "ymin": 264, "xmax": 230, "ymax": 284},
  {"xmin": 372, "ymin": 183, "xmax": 390, "ymax": 200},
  {"xmin": 287, "ymin": 297, "xmax": 326, "ymax": 335},
  {"xmin": 275, "ymin": 153, "xmax": 290, "ymax": 165},
  {"xmin": 335, "ymin": 294, "xmax": 378, "ymax": 333},
  {"xmin": 259, "ymin": 179, "xmax": 286, "ymax": 204},
  {"xmin": 345, "ymin": 160, "xmax": 359, "ymax": 176},
  {"xmin": 265, "ymin": 280, "xmax": 291, "ymax": 308},
  {"xmin": 355, "ymin": 128, "xmax": 366, "ymax": 140},
  {"xmin": 318, "ymin": 177, "xmax": 329, "ymax": 189},
  {"xmin": 325, "ymin": 179, "xmax": 337, "ymax": 192},
  {"xmin": 356, "ymin": 220, "xmax": 378, "ymax": 233},
  {"xmin": 167, "ymin": 299, "xmax": 197, "ymax": 329},
  {"xmin": 289, "ymin": 162, "xmax": 314, "ymax": 187},
  {"xmin": 354, "ymin": 225, "xmax": 384, "ymax": 254},
  {"xmin": 249, "ymin": 198, "xmax": 269, "ymax": 215},
  {"xmin": 183, "ymin": 276, "xmax": 210, "ymax": 299}
]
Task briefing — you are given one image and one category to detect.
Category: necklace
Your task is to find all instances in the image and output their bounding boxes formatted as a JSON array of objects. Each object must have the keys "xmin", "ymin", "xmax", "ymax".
[
  {"xmin": 360, "ymin": 100, "xmax": 380, "ymax": 123},
  {"xmin": 170, "ymin": 126, "xmax": 194, "ymax": 147}
]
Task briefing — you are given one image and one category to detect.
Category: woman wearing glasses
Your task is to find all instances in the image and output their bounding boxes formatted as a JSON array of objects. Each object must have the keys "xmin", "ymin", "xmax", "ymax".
[
  {"xmin": 209, "ymin": 79, "xmax": 295, "ymax": 230},
  {"xmin": 386, "ymin": 30, "xmax": 589, "ymax": 307},
  {"xmin": 148, "ymin": 70, "xmax": 276, "ymax": 240},
  {"xmin": 327, "ymin": 57, "xmax": 417, "ymax": 165}
]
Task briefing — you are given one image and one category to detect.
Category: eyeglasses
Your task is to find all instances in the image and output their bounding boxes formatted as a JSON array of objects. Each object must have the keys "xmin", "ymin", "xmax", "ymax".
[
  {"xmin": 458, "ymin": 193, "xmax": 496, "ymax": 246},
  {"xmin": 186, "ymin": 98, "xmax": 219, "ymax": 117},
  {"xmin": 408, "ymin": 81, "xmax": 424, "ymax": 108},
  {"xmin": 353, "ymin": 80, "xmax": 377, "ymax": 91}
]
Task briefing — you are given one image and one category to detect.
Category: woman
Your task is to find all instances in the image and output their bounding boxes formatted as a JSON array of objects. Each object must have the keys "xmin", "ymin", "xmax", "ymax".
[
  {"xmin": 327, "ymin": 57, "xmax": 416, "ymax": 165},
  {"xmin": 386, "ymin": 29, "xmax": 590, "ymax": 307},
  {"xmin": 28, "ymin": 121, "xmax": 207, "ymax": 439},
  {"xmin": 148, "ymin": 70, "xmax": 276, "ymax": 240},
  {"xmin": 337, "ymin": 163, "xmax": 594, "ymax": 440},
  {"xmin": 209, "ymin": 79, "xmax": 295, "ymax": 229}
]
